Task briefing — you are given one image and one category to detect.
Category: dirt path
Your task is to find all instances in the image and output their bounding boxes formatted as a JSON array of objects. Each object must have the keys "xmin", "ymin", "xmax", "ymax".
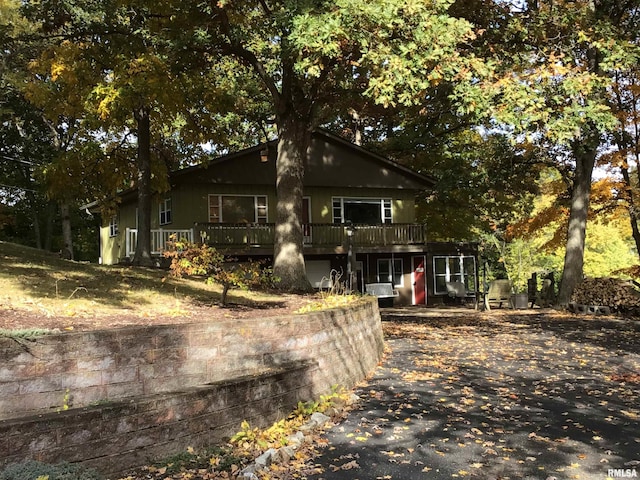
[{"xmin": 305, "ymin": 308, "xmax": 640, "ymax": 480}]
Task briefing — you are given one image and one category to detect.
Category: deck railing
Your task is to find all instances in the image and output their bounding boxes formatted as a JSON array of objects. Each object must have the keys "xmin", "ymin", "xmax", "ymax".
[
  {"xmin": 350, "ymin": 224, "xmax": 426, "ymax": 246},
  {"xmin": 125, "ymin": 223, "xmax": 426, "ymax": 256},
  {"xmin": 195, "ymin": 223, "xmax": 426, "ymax": 247},
  {"xmin": 125, "ymin": 228, "xmax": 194, "ymax": 257}
]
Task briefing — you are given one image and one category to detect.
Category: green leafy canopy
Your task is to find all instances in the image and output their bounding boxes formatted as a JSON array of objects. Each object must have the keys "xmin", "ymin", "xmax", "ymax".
[{"xmin": 288, "ymin": 0, "xmax": 490, "ymax": 109}]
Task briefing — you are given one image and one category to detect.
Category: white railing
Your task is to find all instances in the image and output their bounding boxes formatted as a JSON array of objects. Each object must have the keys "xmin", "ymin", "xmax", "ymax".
[{"xmin": 126, "ymin": 228, "xmax": 194, "ymax": 257}]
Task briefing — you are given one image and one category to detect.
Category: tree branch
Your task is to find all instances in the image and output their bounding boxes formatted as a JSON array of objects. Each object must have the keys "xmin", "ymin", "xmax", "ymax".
[
  {"xmin": 258, "ymin": 0, "xmax": 272, "ymax": 16},
  {"xmin": 215, "ymin": 5, "xmax": 281, "ymax": 106}
]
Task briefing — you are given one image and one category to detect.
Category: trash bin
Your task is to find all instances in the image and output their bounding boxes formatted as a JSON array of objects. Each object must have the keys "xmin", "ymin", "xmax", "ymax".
[{"xmin": 511, "ymin": 293, "xmax": 529, "ymax": 309}]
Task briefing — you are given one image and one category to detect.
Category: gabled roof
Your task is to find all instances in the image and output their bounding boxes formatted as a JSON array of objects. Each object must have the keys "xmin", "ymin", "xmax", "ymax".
[
  {"xmin": 83, "ymin": 130, "xmax": 435, "ymax": 212},
  {"xmin": 312, "ymin": 129, "xmax": 435, "ymax": 188},
  {"xmin": 171, "ymin": 129, "xmax": 435, "ymax": 190}
]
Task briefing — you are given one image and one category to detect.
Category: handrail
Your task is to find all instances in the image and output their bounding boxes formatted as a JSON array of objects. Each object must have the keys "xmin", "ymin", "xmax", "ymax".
[
  {"xmin": 125, "ymin": 224, "xmax": 426, "ymax": 256},
  {"xmin": 125, "ymin": 228, "xmax": 194, "ymax": 257},
  {"xmin": 195, "ymin": 222, "xmax": 426, "ymax": 246}
]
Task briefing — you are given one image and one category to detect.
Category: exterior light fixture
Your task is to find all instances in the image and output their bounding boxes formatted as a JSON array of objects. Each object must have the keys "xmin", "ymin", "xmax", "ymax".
[
  {"xmin": 260, "ymin": 146, "xmax": 269, "ymax": 162},
  {"xmin": 346, "ymin": 222, "xmax": 356, "ymax": 237},
  {"xmin": 346, "ymin": 221, "xmax": 357, "ymax": 292}
]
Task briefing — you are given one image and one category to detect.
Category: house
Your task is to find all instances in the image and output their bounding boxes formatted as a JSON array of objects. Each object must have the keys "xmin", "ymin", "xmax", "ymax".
[{"xmin": 97, "ymin": 130, "xmax": 478, "ymax": 306}]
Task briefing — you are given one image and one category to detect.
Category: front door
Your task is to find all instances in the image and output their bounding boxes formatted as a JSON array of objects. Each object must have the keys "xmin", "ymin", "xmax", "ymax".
[{"xmin": 412, "ymin": 255, "xmax": 427, "ymax": 305}]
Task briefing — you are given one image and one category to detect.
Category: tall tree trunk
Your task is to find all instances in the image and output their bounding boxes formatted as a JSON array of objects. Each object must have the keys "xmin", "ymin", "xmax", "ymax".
[
  {"xmin": 27, "ymin": 195, "xmax": 42, "ymax": 250},
  {"xmin": 132, "ymin": 106, "xmax": 154, "ymax": 267},
  {"xmin": 557, "ymin": 141, "xmax": 597, "ymax": 306},
  {"xmin": 557, "ymin": 20, "xmax": 604, "ymax": 306},
  {"xmin": 611, "ymin": 66, "xmax": 640, "ymax": 260},
  {"xmin": 32, "ymin": 210, "xmax": 42, "ymax": 250},
  {"xmin": 220, "ymin": 15, "xmax": 313, "ymax": 291},
  {"xmin": 59, "ymin": 202, "xmax": 74, "ymax": 260},
  {"xmin": 272, "ymin": 113, "xmax": 313, "ymax": 292},
  {"xmin": 621, "ymin": 164, "xmax": 640, "ymax": 260},
  {"xmin": 44, "ymin": 201, "xmax": 55, "ymax": 252}
]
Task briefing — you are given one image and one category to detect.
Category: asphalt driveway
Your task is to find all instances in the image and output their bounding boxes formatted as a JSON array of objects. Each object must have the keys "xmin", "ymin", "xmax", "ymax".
[{"xmin": 305, "ymin": 308, "xmax": 640, "ymax": 480}]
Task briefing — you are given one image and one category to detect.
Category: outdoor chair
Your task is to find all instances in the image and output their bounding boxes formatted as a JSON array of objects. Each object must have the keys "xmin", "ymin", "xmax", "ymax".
[
  {"xmin": 446, "ymin": 281, "xmax": 468, "ymax": 304},
  {"xmin": 484, "ymin": 279, "xmax": 513, "ymax": 310},
  {"xmin": 365, "ymin": 282, "xmax": 399, "ymax": 307}
]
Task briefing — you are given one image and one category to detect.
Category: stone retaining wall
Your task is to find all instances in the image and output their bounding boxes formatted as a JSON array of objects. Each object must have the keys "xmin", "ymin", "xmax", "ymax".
[{"xmin": 0, "ymin": 299, "xmax": 384, "ymax": 476}]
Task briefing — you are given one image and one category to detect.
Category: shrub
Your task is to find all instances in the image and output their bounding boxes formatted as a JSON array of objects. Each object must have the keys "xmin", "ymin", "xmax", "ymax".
[
  {"xmin": 0, "ymin": 460, "xmax": 102, "ymax": 480},
  {"xmin": 163, "ymin": 237, "xmax": 275, "ymax": 305},
  {"xmin": 151, "ymin": 446, "xmax": 244, "ymax": 475},
  {"xmin": 0, "ymin": 329, "xmax": 51, "ymax": 339}
]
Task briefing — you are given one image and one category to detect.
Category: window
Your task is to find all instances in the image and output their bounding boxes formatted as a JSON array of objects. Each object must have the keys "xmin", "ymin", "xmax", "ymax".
[
  {"xmin": 208, "ymin": 195, "xmax": 268, "ymax": 223},
  {"xmin": 433, "ymin": 255, "xmax": 476, "ymax": 295},
  {"xmin": 332, "ymin": 198, "xmax": 392, "ymax": 224},
  {"xmin": 377, "ymin": 258, "xmax": 403, "ymax": 287},
  {"xmin": 159, "ymin": 198, "xmax": 172, "ymax": 225},
  {"xmin": 256, "ymin": 196, "xmax": 267, "ymax": 223},
  {"xmin": 109, "ymin": 216, "xmax": 118, "ymax": 237}
]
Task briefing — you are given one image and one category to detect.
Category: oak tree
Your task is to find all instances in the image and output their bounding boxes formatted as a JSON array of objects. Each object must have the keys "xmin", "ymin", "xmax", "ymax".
[
  {"xmin": 139, "ymin": 0, "xmax": 487, "ymax": 291},
  {"xmin": 477, "ymin": 0, "xmax": 640, "ymax": 305}
]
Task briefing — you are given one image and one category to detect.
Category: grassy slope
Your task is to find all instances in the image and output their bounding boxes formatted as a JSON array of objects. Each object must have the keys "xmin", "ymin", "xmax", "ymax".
[{"xmin": 0, "ymin": 241, "xmax": 282, "ymax": 325}]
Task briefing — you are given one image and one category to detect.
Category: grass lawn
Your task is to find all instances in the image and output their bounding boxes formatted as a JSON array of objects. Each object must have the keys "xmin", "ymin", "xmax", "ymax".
[{"xmin": 0, "ymin": 241, "xmax": 306, "ymax": 333}]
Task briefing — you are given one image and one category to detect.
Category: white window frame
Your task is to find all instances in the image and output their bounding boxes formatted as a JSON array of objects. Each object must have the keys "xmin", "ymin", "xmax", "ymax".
[
  {"xmin": 208, "ymin": 195, "xmax": 268, "ymax": 223},
  {"xmin": 159, "ymin": 197, "xmax": 172, "ymax": 225},
  {"xmin": 332, "ymin": 197, "xmax": 392, "ymax": 224},
  {"xmin": 109, "ymin": 215, "xmax": 118, "ymax": 237},
  {"xmin": 303, "ymin": 196, "xmax": 311, "ymax": 222},
  {"xmin": 377, "ymin": 258, "xmax": 403, "ymax": 288},
  {"xmin": 433, "ymin": 255, "xmax": 477, "ymax": 295},
  {"xmin": 255, "ymin": 195, "xmax": 268, "ymax": 223}
]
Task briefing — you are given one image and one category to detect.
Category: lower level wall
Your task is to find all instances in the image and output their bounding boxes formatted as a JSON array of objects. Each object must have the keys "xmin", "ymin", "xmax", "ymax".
[
  {"xmin": 0, "ymin": 299, "xmax": 384, "ymax": 477},
  {"xmin": 1, "ymin": 363, "xmax": 314, "ymax": 477}
]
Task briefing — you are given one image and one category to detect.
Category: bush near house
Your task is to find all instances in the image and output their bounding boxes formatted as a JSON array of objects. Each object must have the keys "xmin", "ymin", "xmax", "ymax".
[
  {"xmin": 163, "ymin": 237, "xmax": 276, "ymax": 305},
  {"xmin": 0, "ymin": 460, "xmax": 102, "ymax": 480}
]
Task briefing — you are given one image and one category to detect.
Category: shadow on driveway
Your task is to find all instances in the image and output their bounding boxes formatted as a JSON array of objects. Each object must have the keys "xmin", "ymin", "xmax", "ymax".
[{"xmin": 306, "ymin": 307, "xmax": 640, "ymax": 480}]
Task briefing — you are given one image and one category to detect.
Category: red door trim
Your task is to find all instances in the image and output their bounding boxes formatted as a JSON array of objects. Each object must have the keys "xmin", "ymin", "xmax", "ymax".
[{"xmin": 412, "ymin": 255, "xmax": 427, "ymax": 305}]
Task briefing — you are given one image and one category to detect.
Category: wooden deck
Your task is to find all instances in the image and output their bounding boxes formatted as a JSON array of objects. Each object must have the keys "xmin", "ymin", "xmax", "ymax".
[
  {"xmin": 194, "ymin": 222, "xmax": 427, "ymax": 248},
  {"xmin": 126, "ymin": 223, "xmax": 427, "ymax": 256}
]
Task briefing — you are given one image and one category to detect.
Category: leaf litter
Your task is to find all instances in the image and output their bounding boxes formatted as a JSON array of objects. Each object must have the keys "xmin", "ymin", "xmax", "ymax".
[
  {"xmin": 114, "ymin": 309, "xmax": 639, "ymax": 479},
  {"xmin": 300, "ymin": 309, "xmax": 640, "ymax": 480}
]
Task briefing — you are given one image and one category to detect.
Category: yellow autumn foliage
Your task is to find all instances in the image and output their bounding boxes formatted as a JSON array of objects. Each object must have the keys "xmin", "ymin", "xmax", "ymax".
[{"xmin": 93, "ymin": 84, "xmax": 121, "ymax": 120}]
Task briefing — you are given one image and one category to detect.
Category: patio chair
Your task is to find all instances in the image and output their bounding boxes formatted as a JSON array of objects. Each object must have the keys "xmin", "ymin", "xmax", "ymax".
[
  {"xmin": 446, "ymin": 281, "xmax": 468, "ymax": 304},
  {"xmin": 484, "ymin": 279, "xmax": 513, "ymax": 310}
]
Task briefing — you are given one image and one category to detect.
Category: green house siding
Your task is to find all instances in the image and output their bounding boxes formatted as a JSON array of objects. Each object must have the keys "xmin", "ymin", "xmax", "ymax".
[
  {"xmin": 393, "ymin": 192, "xmax": 416, "ymax": 223},
  {"xmin": 101, "ymin": 187, "xmax": 419, "ymax": 264},
  {"xmin": 99, "ymin": 228, "xmax": 121, "ymax": 265},
  {"xmin": 95, "ymin": 130, "xmax": 434, "ymax": 264},
  {"xmin": 120, "ymin": 186, "xmax": 417, "ymax": 230},
  {"xmin": 169, "ymin": 184, "xmax": 278, "ymax": 225}
]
